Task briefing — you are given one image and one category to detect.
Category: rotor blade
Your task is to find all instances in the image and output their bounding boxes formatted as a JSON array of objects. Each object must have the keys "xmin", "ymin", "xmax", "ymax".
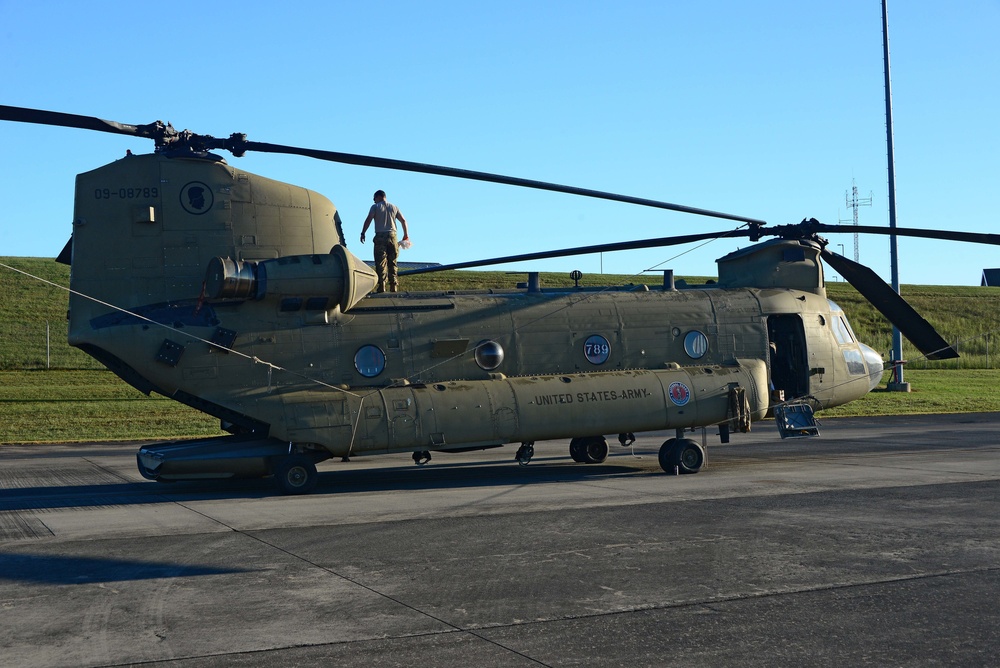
[
  {"xmin": 770, "ymin": 220, "xmax": 1000, "ymax": 247},
  {"xmin": 1, "ymin": 105, "xmax": 766, "ymax": 225},
  {"xmin": 400, "ymin": 229, "xmax": 754, "ymax": 275},
  {"xmin": 0, "ymin": 105, "xmax": 148, "ymax": 138},
  {"xmin": 848, "ymin": 225, "xmax": 1000, "ymax": 246},
  {"xmin": 242, "ymin": 140, "xmax": 766, "ymax": 226},
  {"xmin": 821, "ymin": 249, "xmax": 958, "ymax": 360}
]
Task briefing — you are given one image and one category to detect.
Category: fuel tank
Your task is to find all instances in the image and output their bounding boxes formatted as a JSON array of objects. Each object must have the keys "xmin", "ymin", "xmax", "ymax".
[{"xmin": 274, "ymin": 358, "xmax": 769, "ymax": 457}]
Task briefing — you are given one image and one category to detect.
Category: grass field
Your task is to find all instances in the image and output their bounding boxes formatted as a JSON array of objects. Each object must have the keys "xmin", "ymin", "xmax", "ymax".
[{"xmin": 0, "ymin": 370, "xmax": 221, "ymax": 443}]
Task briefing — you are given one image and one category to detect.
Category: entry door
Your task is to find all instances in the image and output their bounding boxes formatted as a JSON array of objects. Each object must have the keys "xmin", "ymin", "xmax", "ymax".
[{"xmin": 767, "ymin": 315, "xmax": 809, "ymax": 400}]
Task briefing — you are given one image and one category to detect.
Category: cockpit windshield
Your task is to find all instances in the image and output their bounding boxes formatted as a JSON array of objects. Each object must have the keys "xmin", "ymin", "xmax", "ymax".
[{"xmin": 828, "ymin": 299, "xmax": 857, "ymax": 344}]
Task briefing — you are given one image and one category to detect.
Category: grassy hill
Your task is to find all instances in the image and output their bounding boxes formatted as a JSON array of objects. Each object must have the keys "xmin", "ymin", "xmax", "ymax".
[{"xmin": 0, "ymin": 257, "xmax": 99, "ymax": 369}]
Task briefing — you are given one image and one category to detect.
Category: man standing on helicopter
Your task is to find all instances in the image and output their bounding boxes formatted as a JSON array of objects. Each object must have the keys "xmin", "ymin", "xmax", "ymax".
[{"xmin": 360, "ymin": 189, "xmax": 410, "ymax": 293}]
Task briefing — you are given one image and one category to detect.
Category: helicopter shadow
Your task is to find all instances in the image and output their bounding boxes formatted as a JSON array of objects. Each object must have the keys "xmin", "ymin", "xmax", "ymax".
[
  {"xmin": 0, "ymin": 453, "xmax": 652, "ymax": 512},
  {"xmin": 311, "ymin": 453, "xmax": 650, "ymax": 495},
  {"xmin": 0, "ymin": 552, "xmax": 250, "ymax": 585}
]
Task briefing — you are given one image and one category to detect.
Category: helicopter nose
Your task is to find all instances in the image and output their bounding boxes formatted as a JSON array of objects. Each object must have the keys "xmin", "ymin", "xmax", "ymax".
[{"xmin": 860, "ymin": 343, "xmax": 885, "ymax": 392}]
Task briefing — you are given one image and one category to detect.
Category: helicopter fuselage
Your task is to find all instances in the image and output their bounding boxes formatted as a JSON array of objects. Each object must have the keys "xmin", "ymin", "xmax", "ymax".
[{"xmin": 65, "ymin": 152, "xmax": 882, "ymax": 485}]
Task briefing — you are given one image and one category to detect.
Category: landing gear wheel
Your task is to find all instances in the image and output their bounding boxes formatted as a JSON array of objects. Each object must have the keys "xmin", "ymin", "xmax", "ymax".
[
  {"xmin": 657, "ymin": 438, "xmax": 677, "ymax": 472},
  {"xmin": 273, "ymin": 454, "xmax": 318, "ymax": 495},
  {"xmin": 515, "ymin": 442, "xmax": 535, "ymax": 466},
  {"xmin": 658, "ymin": 438, "xmax": 704, "ymax": 474},
  {"xmin": 570, "ymin": 436, "xmax": 609, "ymax": 464},
  {"xmin": 412, "ymin": 451, "xmax": 432, "ymax": 466}
]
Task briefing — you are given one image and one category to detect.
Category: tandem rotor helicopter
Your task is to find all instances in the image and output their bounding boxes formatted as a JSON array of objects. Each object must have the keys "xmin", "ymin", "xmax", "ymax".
[{"xmin": 4, "ymin": 104, "xmax": 999, "ymax": 494}]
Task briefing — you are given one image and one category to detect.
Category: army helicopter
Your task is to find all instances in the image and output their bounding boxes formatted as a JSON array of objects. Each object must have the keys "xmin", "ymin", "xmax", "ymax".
[{"xmin": 3, "ymin": 104, "xmax": 999, "ymax": 495}]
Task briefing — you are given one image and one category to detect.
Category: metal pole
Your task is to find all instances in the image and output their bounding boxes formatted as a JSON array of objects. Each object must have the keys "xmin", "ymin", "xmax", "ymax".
[
  {"xmin": 46, "ymin": 320, "xmax": 51, "ymax": 369},
  {"xmin": 882, "ymin": 0, "xmax": 908, "ymax": 391}
]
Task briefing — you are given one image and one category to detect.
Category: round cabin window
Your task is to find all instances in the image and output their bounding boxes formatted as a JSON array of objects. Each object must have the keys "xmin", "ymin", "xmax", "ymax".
[
  {"xmin": 683, "ymin": 330, "xmax": 708, "ymax": 359},
  {"xmin": 355, "ymin": 345, "xmax": 386, "ymax": 378},
  {"xmin": 475, "ymin": 340, "xmax": 505, "ymax": 370}
]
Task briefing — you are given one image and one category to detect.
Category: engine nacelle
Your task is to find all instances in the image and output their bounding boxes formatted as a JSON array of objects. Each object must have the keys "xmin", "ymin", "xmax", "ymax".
[{"xmin": 205, "ymin": 244, "xmax": 377, "ymax": 312}]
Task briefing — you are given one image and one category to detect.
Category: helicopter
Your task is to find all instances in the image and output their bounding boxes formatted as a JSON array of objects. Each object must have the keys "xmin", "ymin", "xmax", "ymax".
[{"xmin": 3, "ymin": 104, "xmax": 998, "ymax": 495}]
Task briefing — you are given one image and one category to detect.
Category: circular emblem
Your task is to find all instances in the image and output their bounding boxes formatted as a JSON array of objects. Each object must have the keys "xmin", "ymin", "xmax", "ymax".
[
  {"xmin": 668, "ymin": 381, "xmax": 691, "ymax": 407},
  {"xmin": 583, "ymin": 334, "xmax": 611, "ymax": 365},
  {"xmin": 179, "ymin": 181, "xmax": 214, "ymax": 215}
]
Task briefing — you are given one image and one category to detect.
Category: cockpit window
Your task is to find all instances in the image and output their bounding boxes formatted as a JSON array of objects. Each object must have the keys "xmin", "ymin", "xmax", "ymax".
[
  {"xmin": 843, "ymin": 348, "xmax": 867, "ymax": 375},
  {"xmin": 834, "ymin": 316, "xmax": 855, "ymax": 344},
  {"xmin": 828, "ymin": 300, "xmax": 856, "ymax": 344}
]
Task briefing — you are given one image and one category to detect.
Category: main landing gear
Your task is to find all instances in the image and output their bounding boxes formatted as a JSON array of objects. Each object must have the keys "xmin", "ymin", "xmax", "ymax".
[
  {"xmin": 403, "ymin": 435, "xmax": 704, "ymax": 475},
  {"xmin": 563, "ymin": 433, "xmax": 705, "ymax": 475},
  {"xmin": 272, "ymin": 453, "xmax": 319, "ymax": 495},
  {"xmin": 657, "ymin": 437, "xmax": 705, "ymax": 474},
  {"xmin": 569, "ymin": 436, "xmax": 609, "ymax": 464}
]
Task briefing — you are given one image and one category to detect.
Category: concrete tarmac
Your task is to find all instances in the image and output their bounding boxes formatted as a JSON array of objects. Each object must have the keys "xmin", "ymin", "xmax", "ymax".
[{"xmin": 2, "ymin": 413, "xmax": 1000, "ymax": 667}]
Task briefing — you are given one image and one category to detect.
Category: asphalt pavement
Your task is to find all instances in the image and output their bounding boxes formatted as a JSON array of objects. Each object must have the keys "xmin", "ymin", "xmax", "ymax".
[{"xmin": 2, "ymin": 413, "xmax": 1000, "ymax": 667}]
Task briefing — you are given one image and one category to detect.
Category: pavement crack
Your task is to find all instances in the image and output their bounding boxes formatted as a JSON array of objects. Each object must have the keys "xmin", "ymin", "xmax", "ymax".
[{"xmin": 170, "ymin": 504, "xmax": 555, "ymax": 667}]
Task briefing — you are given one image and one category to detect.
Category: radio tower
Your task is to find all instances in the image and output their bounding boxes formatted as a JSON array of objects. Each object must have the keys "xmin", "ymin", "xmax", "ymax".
[{"xmin": 842, "ymin": 179, "xmax": 872, "ymax": 262}]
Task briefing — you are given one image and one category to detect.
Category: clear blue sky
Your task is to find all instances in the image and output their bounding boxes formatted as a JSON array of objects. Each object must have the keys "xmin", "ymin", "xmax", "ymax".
[{"xmin": 2, "ymin": 0, "xmax": 997, "ymax": 285}]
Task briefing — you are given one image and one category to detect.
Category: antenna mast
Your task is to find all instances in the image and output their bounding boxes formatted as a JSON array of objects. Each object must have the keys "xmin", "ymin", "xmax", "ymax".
[
  {"xmin": 882, "ymin": 0, "xmax": 908, "ymax": 391},
  {"xmin": 844, "ymin": 179, "xmax": 873, "ymax": 262}
]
